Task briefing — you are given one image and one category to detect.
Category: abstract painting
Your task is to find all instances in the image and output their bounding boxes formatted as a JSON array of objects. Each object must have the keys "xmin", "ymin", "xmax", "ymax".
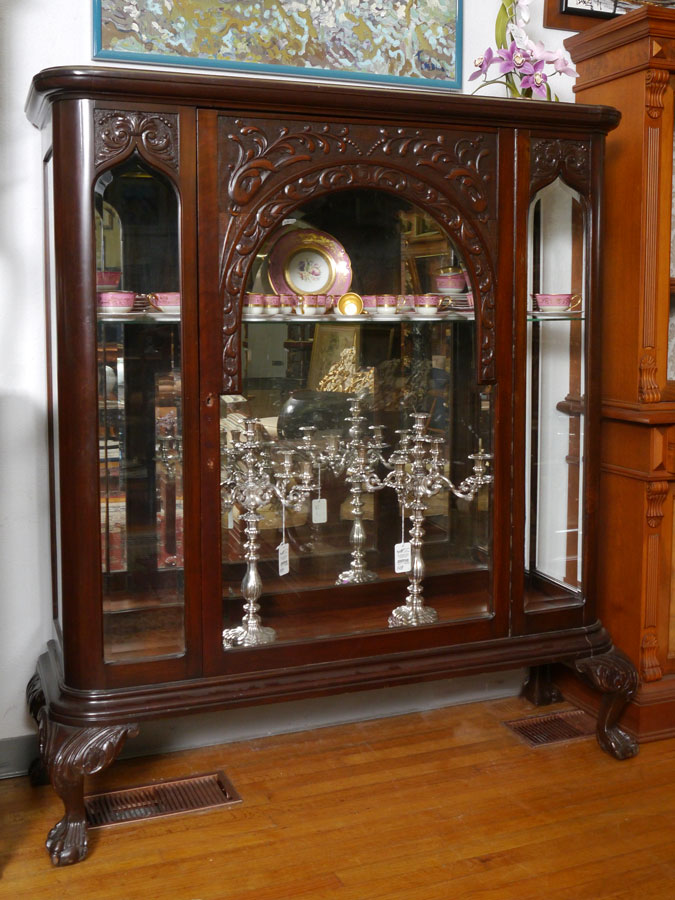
[{"xmin": 94, "ymin": 0, "xmax": 462, "ymax": 89}]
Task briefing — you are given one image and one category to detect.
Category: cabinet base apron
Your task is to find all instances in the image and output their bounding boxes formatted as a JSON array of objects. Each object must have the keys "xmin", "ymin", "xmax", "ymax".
[{"xmin": 28, "ymin": 627, "xmax": 637, "ymax": 866}]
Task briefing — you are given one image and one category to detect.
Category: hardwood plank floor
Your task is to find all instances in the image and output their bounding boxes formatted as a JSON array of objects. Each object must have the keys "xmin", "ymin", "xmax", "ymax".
[{"xmin": 2, "ymin": 696, "xmax": 675, "ymax": 899}]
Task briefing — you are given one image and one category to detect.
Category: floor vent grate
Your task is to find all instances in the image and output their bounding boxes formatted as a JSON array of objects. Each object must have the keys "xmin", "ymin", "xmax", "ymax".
[
  {"xmin": 504, "ymin": 708, "xmax": 596, "ymax": 747},
  {"xmin": 85, "ymin": 770, "xmax": 242, "ymax": 828}
]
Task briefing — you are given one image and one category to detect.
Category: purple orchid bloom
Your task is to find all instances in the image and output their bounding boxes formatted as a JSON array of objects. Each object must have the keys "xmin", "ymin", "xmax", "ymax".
[
  {"xmin": 520, "ymin": 60, "xmax": 548, "ymax": 99},
  {"xmin": 497, "ymin": 41, "xmax": 531, "ymax": 76},
  {"xmin": 468, "ymin": 46, "xmax": 496, "ymax": 82}
]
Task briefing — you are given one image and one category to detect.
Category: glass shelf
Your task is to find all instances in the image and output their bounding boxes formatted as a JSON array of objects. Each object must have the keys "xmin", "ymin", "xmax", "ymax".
[
  {"xmin": 242, "ymin": 311, "xmax": 476, "ymax": 323},
  {"xmin": 527, "ymin": 311, "xmax": 585, "ymax": 322}
]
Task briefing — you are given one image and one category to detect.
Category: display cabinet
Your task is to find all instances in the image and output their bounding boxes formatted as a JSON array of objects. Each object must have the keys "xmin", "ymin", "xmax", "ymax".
[
  {"xmin": 26, "ymin": 66, "xmax": 637, "ymax": 867},
  {"xmin": 566, "ymin": 6, "xmax": 675, "ymax": 741}
]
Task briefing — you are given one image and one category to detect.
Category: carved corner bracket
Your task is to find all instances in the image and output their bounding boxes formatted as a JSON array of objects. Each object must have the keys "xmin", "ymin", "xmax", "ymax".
[
  {"xmin": 646, "ymin": 69, "xmax": 670, "ymax": 120},
  {"xmin": 646, "ymin": 480, "xmax": 669, "ymax": 527},
  {"xmin": 94, "ymin": 109, "xmax": 179, "ymax": 171},
  {"xmin": 530, "ymin": 137, "xmax": 591, "ymax": 195},
  {"xmin": 638, "ymin": 354, "xmax": 661, "ymax": 403}
]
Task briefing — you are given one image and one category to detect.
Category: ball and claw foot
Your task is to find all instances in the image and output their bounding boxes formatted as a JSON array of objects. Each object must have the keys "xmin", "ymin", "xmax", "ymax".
[
  {"xmin": 46, "ymin": 815, "xmax": 88, "ymax": 866},
  {"xmin": 596, "ymin": 720, "xmax": 639, "ymax": 761}
]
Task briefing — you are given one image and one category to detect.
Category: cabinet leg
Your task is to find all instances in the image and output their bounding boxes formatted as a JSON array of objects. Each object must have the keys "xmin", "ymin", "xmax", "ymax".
[
  {"xmin": 569, "ymin": 648, "xmax": 639, "ymax": 761},
  {"xmin": 521, "ymin": 665, "xmax": 563, "ymax": 706},
  {"xmin": 26, "ymin": 672, "xmax": 139, "ymax": 866}
]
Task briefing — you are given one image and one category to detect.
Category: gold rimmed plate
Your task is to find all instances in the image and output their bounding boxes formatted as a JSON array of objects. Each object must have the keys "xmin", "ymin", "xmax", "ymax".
[{"xmin": 268, "ymin": 228, "xmax": 352, "ymax": 296}]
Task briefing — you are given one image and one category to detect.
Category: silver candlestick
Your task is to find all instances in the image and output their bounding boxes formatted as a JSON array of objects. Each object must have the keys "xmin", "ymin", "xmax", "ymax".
[
  {"xmin": 220, "ymin": 419, "xmax": 315, "ymax": 649},
  {"xmin": 383, "ymin": 413, "xmax": 493, "ymax": 628}
]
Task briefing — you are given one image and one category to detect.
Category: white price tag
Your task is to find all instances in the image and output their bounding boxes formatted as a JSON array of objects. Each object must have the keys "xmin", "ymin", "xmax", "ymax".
[
  {"xmin": 227, "ymin": 508, "xmax": 234, "ymax": 530},
  {"xmin": 278, "ymin": 541, "xmax": 290, "ymax": 576},
  {"xmin": 394, "ymin": 542, "xmax": 412, "ymax": 573},
  {"xmin": 312, "ymin": 497, "xmax": 328, "ymax": 524}
]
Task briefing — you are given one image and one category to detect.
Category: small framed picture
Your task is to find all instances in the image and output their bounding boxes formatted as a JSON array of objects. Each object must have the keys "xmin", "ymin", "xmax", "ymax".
[{"xmin": 544, "ymin": 0, "xmax": 624, "ymax": 31}]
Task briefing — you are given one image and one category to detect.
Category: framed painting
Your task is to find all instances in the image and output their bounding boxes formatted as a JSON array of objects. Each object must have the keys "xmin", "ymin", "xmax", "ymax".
[
  {"xmin": 544, "ymin": 0, "xmax": 624, "ymax": 31},
  {"xmin": 93, "ymin": 0, "xmax": 463, "ymax": 90}
]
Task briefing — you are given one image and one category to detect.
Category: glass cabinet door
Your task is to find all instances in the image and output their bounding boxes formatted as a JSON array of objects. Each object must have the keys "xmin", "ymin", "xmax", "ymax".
[
  {"xmin": 218, "ymin": 191, "xmax": 494, "ymax": 648},
  {"xmin": 525, "ymin": 176, "xmax": 587, "ymax": 609},
  {"xmin": 95, "ymin": 155, "xmax": 185, "ymax": 663}
]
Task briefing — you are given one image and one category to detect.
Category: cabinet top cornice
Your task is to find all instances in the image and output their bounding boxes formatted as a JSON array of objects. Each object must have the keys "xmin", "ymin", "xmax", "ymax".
[
  {"xmin": 567, "ymin": 6, "xmax": 675, "ymax": 69},
  {"xmin": 26, "ymin": 65, "xmax": 620, "ymax": 134}
]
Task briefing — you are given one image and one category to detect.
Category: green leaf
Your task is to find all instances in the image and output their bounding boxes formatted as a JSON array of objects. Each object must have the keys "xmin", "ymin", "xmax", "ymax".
[{"xmin": 495, "ymin": 2, "xmax": 510, "ymax": 49}]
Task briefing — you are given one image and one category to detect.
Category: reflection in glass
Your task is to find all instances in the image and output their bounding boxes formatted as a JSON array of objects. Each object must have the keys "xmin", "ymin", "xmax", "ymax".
[
  {"xmin": 95, "ymin": 156, "xmax": 185, "ymax": 662},
  {"xmin": 220, "ymin": 194, "xmax": 494, "ymax": 645},
  {"xmin": 526, "ymin": 178, "xmax": 586, "ymax": 606}
]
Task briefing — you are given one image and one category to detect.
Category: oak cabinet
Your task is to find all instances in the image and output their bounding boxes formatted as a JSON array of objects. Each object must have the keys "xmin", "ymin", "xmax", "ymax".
[
  {"xmin": 26, "ymin": 66, "xmax": 636, "ymax": 866},
  {"xmin": 567, "ymin": 6, "xmax": 675, "ymax": 741}
]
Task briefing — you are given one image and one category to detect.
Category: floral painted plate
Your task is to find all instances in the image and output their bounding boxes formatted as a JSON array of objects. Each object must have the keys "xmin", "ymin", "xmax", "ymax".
[{"xmin": 267, "ymin": 228, "xmax": 352, "ymax": 296}]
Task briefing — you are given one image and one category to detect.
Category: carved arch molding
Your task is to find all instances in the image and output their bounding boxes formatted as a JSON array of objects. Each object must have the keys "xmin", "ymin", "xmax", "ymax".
[{"xmin": 217, "ymin": 118, "xmax": 499, "ymax": 389}]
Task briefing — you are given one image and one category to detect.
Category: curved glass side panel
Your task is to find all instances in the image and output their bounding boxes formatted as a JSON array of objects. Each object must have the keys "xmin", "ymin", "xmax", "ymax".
[
  {"xmin": 219, "ymin": 192, "xmax": 494, "ymax": 647},
  {"xmin": 94, "ymin": 156, "xmax": 185, "ymax": 663},
  {"xmin": 526, "ymin": 178, "xmax": 586, "ymax": 609}
]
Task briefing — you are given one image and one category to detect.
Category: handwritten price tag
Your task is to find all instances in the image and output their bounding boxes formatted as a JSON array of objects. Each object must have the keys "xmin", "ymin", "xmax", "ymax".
[
  {"xmin": 312, "ymin": 498, "xmax": 328, "ymax": 524},
  {"xmin": 394, "ymin": 542, "xmax": 412, "ymax": 573},
  {"xmin": 278, "ymin": 541, "xmax": 290, "ymax": 576}
]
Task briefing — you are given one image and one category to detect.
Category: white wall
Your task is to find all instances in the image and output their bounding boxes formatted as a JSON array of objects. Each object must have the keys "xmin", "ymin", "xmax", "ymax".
[{"xmin": 0, "ymin": 0, "xmax": 575, "ymax": 756}]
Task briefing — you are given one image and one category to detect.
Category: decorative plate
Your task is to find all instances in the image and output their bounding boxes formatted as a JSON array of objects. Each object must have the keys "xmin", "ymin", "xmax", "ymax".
[{"xmin": 268, "ymin": 228, "xmax": 352, "ymax": 296}]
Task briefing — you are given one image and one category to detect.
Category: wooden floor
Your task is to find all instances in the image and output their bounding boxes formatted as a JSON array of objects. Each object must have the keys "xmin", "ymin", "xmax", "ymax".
[{"xmin": 2, "ymin": 696, "xmax": 675, "ymax": 899}]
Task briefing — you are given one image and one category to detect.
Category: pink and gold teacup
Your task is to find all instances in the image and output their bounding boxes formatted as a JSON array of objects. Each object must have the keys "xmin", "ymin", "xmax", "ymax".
[
  {"xmin": 98, "ymin": 291, "xmax": 135, "ymax": 314},
  {"xmin": 533, "ymin": 293, "xmax": 582, "ymax": 312},
  {"xmin": 415, "ymin": 294, "xmax": 440, "ymax": 316},
  {"xmin": 435, "ymin": 268, "xmax": 467, "ymax": 292}
]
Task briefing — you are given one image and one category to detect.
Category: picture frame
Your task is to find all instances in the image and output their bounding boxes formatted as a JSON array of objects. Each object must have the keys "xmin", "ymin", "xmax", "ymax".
[
  {"xmin": 93, "ymin": 0, "xmax": 463, "ymax": 91},
  {"xmin": 544, "ymin": 0, "xmax": 624, "ymax": 31},
  {"xmin": 307, "ymin": 324, "xmax": 360, "ymax": 391}
]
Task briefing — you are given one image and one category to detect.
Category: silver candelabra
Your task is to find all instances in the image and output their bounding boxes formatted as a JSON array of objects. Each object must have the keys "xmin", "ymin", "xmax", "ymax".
[
  {"xmin": 305, "ymin": 400, "xmax": 390, "ymax": 585},
  {"xmin": 380, "ymin": 412, "xmax": 493, "ymax": 628},
  {"xmin": 220, "ymin": 418, "xmax": 315, "ymax": 649}
]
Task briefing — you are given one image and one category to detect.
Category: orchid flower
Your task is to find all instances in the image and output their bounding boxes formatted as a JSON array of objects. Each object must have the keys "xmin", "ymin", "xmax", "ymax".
[
  {"xmin": 468, "ymin": 46, "xmax": 496, "ymax": 81},
  {"xmin": 520, "ymin": 59, "xmax": 548, "ymax": 99},
  {"xmin": 515, "ymin": 0, "xmax": 532, "ymax": 27},
  {"xmin": 468, "ymin": 0, "xmax": 577, "ymax": 101},
  {"xmin": 497, "ymin": 41, "xmax": 531, "ymax": 75}
]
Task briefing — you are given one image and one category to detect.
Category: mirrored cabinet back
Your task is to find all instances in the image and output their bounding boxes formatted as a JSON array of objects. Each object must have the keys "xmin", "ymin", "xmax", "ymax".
[{"xmin": 25, "ymin": 66, "xmax": 637, "ymax": 866}]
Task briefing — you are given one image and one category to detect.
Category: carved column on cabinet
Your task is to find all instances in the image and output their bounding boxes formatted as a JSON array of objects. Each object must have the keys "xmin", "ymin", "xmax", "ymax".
[
  {"xmin": 639, "ymin": 69, "xmax": 670, "ymax": 398},
  {"xmin": 27, "ymin": 673, "xmax": 139, "ymax": 866},
  {"xmin": 642, "ymin": 480, "xmax": 669, "ymax": 682}
]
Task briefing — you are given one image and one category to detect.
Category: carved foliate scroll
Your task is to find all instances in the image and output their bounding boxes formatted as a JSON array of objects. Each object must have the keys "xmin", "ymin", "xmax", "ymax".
[
  {"xmin": 531, "ymin": 138, "xmax": 591, "ymax": 195},
  {"xmin": 639, "ymin": 354, "xmax": 660, "ymax": 403},
  {"xmin": 572, "ymin": 649, "xmax": 639, "ymax": 760},
  {"xmin": 219, "ymin": 119, "xmax": 498, "ymax": 390},
  {"xmin": 26, "ymin": 671, "xmax": 139, "ymax": 866},
  {"xmin": 646, "ymin": 480, "xmax": 669, "ymax": 527},
  {"xmin": 646, "ymin": 69, "xmax": 669, "ymax": 120},
  {"xmin": 94, "ymin": 110, "xmax": 179, "ymax": 170}
]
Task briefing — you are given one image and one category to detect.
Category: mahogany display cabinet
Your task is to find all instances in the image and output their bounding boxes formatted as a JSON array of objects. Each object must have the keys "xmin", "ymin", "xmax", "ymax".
[
  {"xmin": 26, "ymin": 65, "xmax": 638, "ymax": 866},
  {"xmin": 566, "ymin": 7, "xmax": 675, "ymax": 741}
]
